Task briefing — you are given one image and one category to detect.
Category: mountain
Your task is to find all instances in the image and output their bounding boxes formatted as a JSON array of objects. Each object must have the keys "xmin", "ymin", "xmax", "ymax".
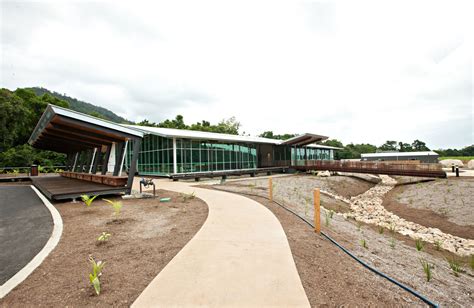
[{"xmin": 28, "ymin": 87, "xmax": 131, "ymax": 124}]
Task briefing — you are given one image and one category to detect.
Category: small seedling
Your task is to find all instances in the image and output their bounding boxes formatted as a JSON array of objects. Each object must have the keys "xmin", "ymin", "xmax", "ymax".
[
  {"xmin": 360, "ymin": 239, "xmax": 368, "ymax": 249},
  {"xmin": 97, "ymin": 232, "xmax": 111, "ymax": 244},
  {"xmin": 389, "ymin": 238, "xmax": 396, "ymax": 249},
  {"xmin": 103, "ymin": 199, "xmax": 123, "ymax": 217},
  {"xmin": 324, "ymin": 210, "xmax": 331, "ymax": 227},
  {"xmin": 378, "ymin": 226, "xmax": 385, "ymax": 234},
  {"xmin": 470, "ymin": 255, "xmax": 474, "ymax": 270},
  {"xmin": 433, "ymin": 240, "xmax": 442, "ymax": 251},
  {"xmin": 420, "ymin": 259, "xmax": 432, "ymax": 282},
  {"xmin": 89, "ymin": 256, "xmax": 105, "ymax": 295},
  {"xmin": 389, "ymin": 224, "xmax": 396, "ymax": 234},
  {"xmin": 446, "ymin": 257, "xmax": 463, "ymax": 277},
  {"xmin": 415, "ymin": 239, "xmax": 425, "ymax": 252},
  {"xmin": 81, "ymin": 195, "xmax": 98, "ymax": 207},
  {"xmin": 356, "ymin": 221, "xmax": 362, "ymax": 231},
  {"xmin": 181, "ymin": 191, "xmax": 196, "ymax": 203},
  {"xmin": 329, "ymin": 210, "xmax": 334, "ymax": 219}
]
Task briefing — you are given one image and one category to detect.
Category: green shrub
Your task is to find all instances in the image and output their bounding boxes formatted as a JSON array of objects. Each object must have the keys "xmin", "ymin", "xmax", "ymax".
[
  {"xmin": 434, "ymin": 240, "xmax": 442, "ymax": 251},
  {"xmin": 360, "ymin": 239, "xmax": 368, "ymax": 249},
  {"xmin": 89, "ymin": 256, "xmax": 105, "ymax": 295},
  {"xmin": 378, "ymin": 226, "xmax": 385, "ymax": 234},
  {"xmin": 470, "ymin": 255, "xmax": 474, "ymax": 270},
  {"xmin": 325, "ymin": 210, "xmax": 332, "ymax": 227}
]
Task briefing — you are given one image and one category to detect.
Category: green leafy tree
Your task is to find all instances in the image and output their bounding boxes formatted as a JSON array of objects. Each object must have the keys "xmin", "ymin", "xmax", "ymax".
[
  {"xmin": 412, "ymin": 139, "xmax": 430, "ymax": 151},
  {"xmin": 379, "ymin": 140, "xmax": 398, "ymax": 152}
]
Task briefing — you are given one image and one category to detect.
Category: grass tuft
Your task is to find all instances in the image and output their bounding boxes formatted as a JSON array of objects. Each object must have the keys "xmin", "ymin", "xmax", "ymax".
[
  {"xmin": 415, "ymin": 239, "xmax": 425, "ymax": 252},
  {"xmin": 420, "ymin": 259, "xmax": 432, "ymax": 282}
]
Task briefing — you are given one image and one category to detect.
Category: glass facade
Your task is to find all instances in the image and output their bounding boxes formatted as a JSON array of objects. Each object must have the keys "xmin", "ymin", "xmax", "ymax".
[
  {"xmin": 126, "ymin": 134, "xmax": 334, "ymax": 175},
  {"xmin": 126, "ymin": 135, "xmax": 257, "ymax": 175}
]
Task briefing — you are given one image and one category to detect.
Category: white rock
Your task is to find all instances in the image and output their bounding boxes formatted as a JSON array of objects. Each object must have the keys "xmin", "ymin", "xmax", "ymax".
[
  {"xmin": 468, "ymin": 159, "xmax": 474, "ymax": 169},
  {"xmin": 317, "ymin": 170, "xmax": 331, "ymax": 177},
  {"xmin": 440, "ymin": 159, "xmax": 464, "ymax": 168}
]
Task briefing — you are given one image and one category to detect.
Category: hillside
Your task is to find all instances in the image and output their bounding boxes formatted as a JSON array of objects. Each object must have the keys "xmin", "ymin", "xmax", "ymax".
[{"xmin": 29, "ymin": 87, "xmax": 131, "ymax": 124}]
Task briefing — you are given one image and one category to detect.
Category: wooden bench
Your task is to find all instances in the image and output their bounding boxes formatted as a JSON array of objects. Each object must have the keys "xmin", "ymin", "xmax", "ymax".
[{"xmin": 60, "ymin": 172, "xmax": 128, "ymax": 187}]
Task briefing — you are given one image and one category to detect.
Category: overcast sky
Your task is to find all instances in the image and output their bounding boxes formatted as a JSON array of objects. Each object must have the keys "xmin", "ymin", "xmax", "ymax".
[{"xmin": 1, "ymin": 0, "xmax": 472, "ymax": 149}]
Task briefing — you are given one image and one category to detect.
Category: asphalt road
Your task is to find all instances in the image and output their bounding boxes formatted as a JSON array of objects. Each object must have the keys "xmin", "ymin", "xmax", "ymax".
[{"xmin": 0, "ymin": 186, "xmax": 53, "ymax": 285}]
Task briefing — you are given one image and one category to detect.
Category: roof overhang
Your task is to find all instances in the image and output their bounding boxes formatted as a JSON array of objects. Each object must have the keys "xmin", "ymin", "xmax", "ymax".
[
  {"xmin": 28, "ymin": 104, "xmax": 143, "ymax": 154},
  {"xmin": 280, "ymin": 133, "xmax": 328, "ymax": 146}
]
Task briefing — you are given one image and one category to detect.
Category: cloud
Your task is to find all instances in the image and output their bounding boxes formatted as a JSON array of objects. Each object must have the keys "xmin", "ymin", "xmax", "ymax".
[{"xmin": 1, "ymin": 0, "xmax": 472, "ymax": 149}]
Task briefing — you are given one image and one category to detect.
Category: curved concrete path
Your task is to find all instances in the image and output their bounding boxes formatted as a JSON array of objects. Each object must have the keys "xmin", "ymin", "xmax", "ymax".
[{"xmin": 132, "ymin": 180, "xmax": 310, "ymax": 307}]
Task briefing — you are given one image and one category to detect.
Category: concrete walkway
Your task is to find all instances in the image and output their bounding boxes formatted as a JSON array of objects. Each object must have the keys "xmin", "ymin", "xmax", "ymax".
[{"xmin": 132, "ymin": 179, "xmax": 310, "ymax": 307}]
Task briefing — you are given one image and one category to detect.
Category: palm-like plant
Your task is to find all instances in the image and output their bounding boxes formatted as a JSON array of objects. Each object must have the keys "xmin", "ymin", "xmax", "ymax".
[
  {"xmin": 81, "ymin": 195, "xmax": 98, "ymax": 207},
  {"xmin": 103, "ymin": 199, "xmax": 123, "ymax": 216}
]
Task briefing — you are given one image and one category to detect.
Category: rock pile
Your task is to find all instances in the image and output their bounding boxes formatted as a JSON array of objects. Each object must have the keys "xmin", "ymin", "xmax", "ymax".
[
  {"xmin": 343, "ymin": 175, "xmax": 474, "ymax": 256},
  {"xmin": 468, "ymin": 159, "xmax": 474, "ymax": 169},
  {"xmin": 439, "ymin": 159, "xmax": 464, "ymax": 168}
]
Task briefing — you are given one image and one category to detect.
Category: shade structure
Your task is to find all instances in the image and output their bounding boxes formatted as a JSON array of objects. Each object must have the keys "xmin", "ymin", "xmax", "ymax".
[
  {"xmin": 28, "ymin": 104, "xmax": 144, "ymax": 198},
  {"xmin": 280, "ymin": 133, "xmax": 328, "ymax": 147},
  {"xmin": 29, "ymin": 104, "xmax": 143, "ymax": 153}
]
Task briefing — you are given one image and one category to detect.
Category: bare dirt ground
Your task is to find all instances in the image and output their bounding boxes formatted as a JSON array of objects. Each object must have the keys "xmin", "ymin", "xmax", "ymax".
[
  {"xmin": 0, "ymin": 190, "xmax": 208, "ymax": 307},
  {"xmin": 211, "ymin": 174, "xmax": 474, "ymax": 307}
]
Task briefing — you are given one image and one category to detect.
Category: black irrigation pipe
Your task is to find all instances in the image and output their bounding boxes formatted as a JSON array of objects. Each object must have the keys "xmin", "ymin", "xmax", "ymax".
[{"xmin": 213, "ymin": 187, "xmax": 439, "ymax": 308}]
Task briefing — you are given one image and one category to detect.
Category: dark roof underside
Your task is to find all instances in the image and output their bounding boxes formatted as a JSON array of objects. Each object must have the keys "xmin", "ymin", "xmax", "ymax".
[
  {"xmin": 28, "ymin": 105, "xmax": 143, "ymax": 154},
  {"xmin": 280, "ymin": 133, "xmax": 328, "ymax": 146}
]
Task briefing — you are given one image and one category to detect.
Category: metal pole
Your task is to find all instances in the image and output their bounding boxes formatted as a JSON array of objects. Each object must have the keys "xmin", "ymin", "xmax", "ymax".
[
  {"xmin": 119, "ymin": 140, "xmax": 129, "ymax": 176},
  {"xmin": 88, "ymin": 148, "xmax": 97, "ymax": 174}
]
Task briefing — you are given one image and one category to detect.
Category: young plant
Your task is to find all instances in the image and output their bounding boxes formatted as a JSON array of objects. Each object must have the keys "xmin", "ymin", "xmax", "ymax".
[
  {"xmin": 420, "ymin": 259, "xmax": 432, "ymax": 282},
  {"xmin": 415, "ymin": 239, "xmax": 425, "ymax": 252},
  {"xmin": 89, "ymin": 256, "xmax": 105, "ymax": 295},
  {"xmin": 378, "ymin": 226, "xmax": 385, "ymax": 234},
  {"xmin": 389, "ymin": 224, "xmax": 396, "ymax": 235},
  {"xmin": 446, "ymin": 257, "xmax": 463, "ymax": 277},
  {"xmin": 389, "ymin": 238, "xmax": 396, "ymax": 249},
  {"xmin": 324, "ymin": 210, "xmax": 331, "ymax": 227},
  {"xmin": 360, "ymin": 239, "xmax": 368, "ymax": 249},
  {"xmin": 356, "ymin": 221, "xmax": 363, "ymax": 231},
  {"xmin": 433, "ymin": 240, "xmax": 442, "ymax": 251},
  {"xmin": 180, "ymin": 191, "xmax": 196, "ymax": 203},
  {"xmin": 103, "ymin": 199, "xmax": 123, "ymax": 217},
  {"xmin": 329, "ymin": 210, "xmax": 334, "ymax": 219},
  {"xmin": 81, "ymin": 195, "xmax": 98, "ymax": 207},
  {"xmin": 97, "ymin": 232, "xmax": 111, "ymax": 245},
  {"xmin": 470, "ymin": 255, "xmax": 474, "ymax": 270}
]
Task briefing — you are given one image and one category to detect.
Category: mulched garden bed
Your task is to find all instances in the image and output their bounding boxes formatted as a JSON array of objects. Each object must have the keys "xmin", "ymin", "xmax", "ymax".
[{"xmin": 0, "ymin": 190, "xmax": 208, "ymax": 307}]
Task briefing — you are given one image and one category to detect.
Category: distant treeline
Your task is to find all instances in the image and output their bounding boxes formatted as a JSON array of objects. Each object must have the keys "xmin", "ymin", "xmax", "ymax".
[{"xmin": 1, "ymin": 87, "xmax": 472, "ymax": 167}]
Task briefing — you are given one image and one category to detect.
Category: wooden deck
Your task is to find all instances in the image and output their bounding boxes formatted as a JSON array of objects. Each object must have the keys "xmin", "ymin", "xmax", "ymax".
[{"xmin": 31, "ymin": 176, "xmax": 128, "ymax": 200}]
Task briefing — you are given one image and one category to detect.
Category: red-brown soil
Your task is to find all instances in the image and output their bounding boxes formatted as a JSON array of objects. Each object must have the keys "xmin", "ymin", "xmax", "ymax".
[{"xmin": 0, "ymin": 190, "xmax": 208, "ymax": 307}]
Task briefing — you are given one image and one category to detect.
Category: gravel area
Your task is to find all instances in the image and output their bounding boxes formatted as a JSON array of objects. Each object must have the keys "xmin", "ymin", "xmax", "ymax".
[
  {"xmin": 391, "ymin": 177, "xmax": 474, "ymax": 227},
  {"xmin": 212, "ymin": 174, "xmax": 474, "ymax": 307}
]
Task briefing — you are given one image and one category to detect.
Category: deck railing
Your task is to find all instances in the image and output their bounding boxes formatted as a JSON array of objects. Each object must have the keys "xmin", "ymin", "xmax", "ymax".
[{"xmin": 294, "ymin": 160, "xmax": 446, "ymax": 177}]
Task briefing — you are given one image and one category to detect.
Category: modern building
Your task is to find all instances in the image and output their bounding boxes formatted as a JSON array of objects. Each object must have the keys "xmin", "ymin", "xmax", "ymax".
[
  {"xmin": 360, "ymin": 151, "xmax": 439, "ymax": 163},
  {"xmin": 123, "ymin": 125, "xmax": 340, "ymax": 176},
  {"xmin": 29, "ymin": 104, "xmax": 340, "ymax": 179}
]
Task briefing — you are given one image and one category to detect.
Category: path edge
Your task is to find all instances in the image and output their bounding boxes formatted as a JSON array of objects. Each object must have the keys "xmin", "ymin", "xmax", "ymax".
[{"xmin": 0, "ymin": 185, "xmax": 63, "ymax": 298}]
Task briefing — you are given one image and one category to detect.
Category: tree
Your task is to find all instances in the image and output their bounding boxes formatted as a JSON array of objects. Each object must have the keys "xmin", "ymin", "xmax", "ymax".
[
  {"xmin": 258, "ymin": 131, "xmax": 297, "ymax": 140},
  {"xmin": 378, "ymin": 140, "xmax": 398, "ymax": 152},
  {"xmin": 411, "ymin": 139, "xmax": 430, "ymax": 151},
  {"xmin": 398, "ymin": 142, "xmax": 413, "ymax": 152}
]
